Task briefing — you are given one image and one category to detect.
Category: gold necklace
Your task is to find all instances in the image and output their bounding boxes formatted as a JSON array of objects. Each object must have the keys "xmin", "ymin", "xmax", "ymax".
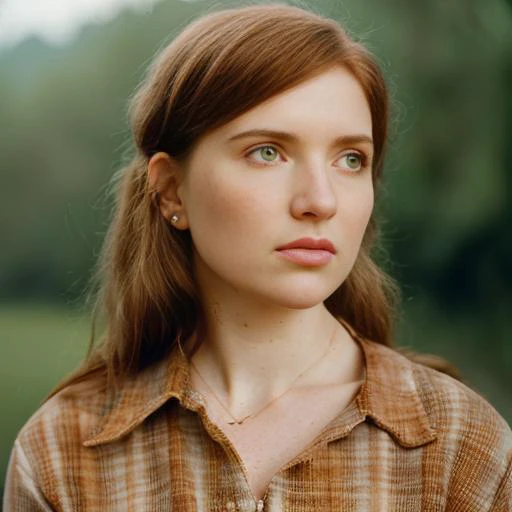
[{"xmin": 189, "ymin": 326, "xmax": 337, "ymax": 426}]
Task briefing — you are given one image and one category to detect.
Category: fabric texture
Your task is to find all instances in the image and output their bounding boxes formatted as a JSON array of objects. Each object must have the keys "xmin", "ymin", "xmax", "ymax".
[{"xmin": 3, "ymin": 320, "xmax": 512, "ymax": 511}]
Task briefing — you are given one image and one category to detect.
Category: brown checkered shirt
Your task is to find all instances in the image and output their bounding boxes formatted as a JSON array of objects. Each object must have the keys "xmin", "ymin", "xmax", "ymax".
[{"xmin": 4, "ymin": 322, "xmax": 512, "ymax": 511}]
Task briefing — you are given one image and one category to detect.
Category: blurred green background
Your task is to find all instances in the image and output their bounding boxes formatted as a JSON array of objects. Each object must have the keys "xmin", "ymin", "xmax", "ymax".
[{"xmin": 1, "ymin": 0, "xmax": 511, "ymax": 499}]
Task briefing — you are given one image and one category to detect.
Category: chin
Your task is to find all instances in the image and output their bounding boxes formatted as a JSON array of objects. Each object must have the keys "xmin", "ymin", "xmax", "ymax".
[
  {"xmin": 281, "ymin": 298, "xmax": 328, "ymax": 310},
  {"xmin": 265, "ymin": 283, "xmax": 340, "ymax": 310}
]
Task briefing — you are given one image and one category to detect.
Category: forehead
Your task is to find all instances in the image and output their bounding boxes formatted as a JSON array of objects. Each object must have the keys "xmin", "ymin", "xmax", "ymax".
[{"xmin": 218, "ymin": 66, "xmax": 372, "ymax": 141}]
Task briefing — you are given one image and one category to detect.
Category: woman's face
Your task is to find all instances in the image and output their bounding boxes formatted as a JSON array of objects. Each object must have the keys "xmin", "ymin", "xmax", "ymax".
[{"xmin": 176, "ymin": 65, "xmax": 374, "ymax": 309}]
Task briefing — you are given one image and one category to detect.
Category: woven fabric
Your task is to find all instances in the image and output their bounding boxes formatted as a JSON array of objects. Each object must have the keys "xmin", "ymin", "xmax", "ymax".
[{"xmin": 4, "ymin": 321, "xmax": 511, "ymax": 511}]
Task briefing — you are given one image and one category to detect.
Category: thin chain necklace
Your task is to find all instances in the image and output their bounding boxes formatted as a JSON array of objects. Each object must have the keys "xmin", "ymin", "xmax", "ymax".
[{"xmin": 189, "ymin": 326, "xmax": 338, "ymax": 426}]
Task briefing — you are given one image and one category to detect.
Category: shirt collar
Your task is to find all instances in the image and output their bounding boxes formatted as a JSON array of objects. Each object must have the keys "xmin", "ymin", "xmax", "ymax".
[
  {"xmin": 354, "ymin": 336, "xmax": 437, "ymax": 447},
  {"xmin": 83, "ymin": 320, "xmax": 437, "ymax": 448},
  {"xmin": 82, "ymin": 345, "xmax": 193, "ymax": 447}
]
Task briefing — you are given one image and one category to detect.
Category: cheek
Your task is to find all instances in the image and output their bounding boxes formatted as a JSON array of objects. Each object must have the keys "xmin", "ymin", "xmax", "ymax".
[
  {"xmin": 343, "ymin": 183, "xmax": 374, "ymax": 242},
  {"xmin": 360, "ymin": 186, "xmax": 375, "ymax": 227},
  {"xmin": 185, "ymin": 164, "xmax": 267, "ymax": 240}
]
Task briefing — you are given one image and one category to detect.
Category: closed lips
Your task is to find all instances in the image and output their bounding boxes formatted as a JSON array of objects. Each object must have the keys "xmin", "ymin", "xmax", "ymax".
[{"xmin": 277, "ymin": 238, "xmax": 336, "ymax": 253}]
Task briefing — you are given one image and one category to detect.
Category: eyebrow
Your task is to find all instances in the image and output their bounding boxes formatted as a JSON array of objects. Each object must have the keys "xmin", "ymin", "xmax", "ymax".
[{"xmin": 227, "ymin": 129, "xmax": 373, "ymax": 147}]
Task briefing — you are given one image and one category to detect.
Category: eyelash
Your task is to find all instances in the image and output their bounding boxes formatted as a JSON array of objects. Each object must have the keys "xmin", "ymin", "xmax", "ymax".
[{"xmin": 245, "ymin": 144, "xmax": 369, "ymax": 172}]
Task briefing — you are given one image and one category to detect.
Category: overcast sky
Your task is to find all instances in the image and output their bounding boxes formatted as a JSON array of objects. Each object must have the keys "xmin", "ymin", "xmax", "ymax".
[{"xmin": 0, "ymin": 0, "xmax": 169, "ymax": 48}]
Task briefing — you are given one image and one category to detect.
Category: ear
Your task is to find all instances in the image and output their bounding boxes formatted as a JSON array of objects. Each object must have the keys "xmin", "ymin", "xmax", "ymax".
[{"xmin": 147, "ymin": 152, "xmax": 189, "ymax": 229}]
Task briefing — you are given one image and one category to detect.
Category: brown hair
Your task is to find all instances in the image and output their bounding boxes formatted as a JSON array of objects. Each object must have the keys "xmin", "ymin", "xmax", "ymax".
[{"xmin": 46, "ymin": 3, "xmax": 454, "ymax": 401}]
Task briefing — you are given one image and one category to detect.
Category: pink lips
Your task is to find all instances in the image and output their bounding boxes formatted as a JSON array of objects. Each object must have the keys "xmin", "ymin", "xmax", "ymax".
[{"xmin": 276, "ymin": 237, "xmax": 336, "ymax": 267}]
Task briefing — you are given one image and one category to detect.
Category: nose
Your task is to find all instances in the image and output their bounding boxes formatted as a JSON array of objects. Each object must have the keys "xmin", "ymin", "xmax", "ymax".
[{"xmin": 289, "ymin": 161, "xmax": 337, "ymax": 221}]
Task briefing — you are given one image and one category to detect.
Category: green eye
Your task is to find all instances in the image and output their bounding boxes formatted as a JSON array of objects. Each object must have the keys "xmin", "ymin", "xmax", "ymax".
[
  {"xmin": 251, "ymin": 146, "xmax": 280, "ymax": 163},
  {"xmin": 342, "ymin": 152, "xmax": 363, "ymax": 171}
]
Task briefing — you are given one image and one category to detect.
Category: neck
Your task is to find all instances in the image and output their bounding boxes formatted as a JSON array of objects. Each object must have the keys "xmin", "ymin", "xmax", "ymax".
[{"xmin": 188, "ymin": 290, "xmax": 360, "ymax": 418}]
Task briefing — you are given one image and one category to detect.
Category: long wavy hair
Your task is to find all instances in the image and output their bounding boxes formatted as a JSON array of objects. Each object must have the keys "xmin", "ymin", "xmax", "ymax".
[{"xmin": 46, "ymin": 3, "xmax": 453, "ymax": 401}]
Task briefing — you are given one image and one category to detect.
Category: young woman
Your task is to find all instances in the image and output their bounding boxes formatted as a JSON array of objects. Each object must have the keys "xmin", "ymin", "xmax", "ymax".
[{"xmin": 4, "ymin": 4, "xmax": 511, "ymax": 511}]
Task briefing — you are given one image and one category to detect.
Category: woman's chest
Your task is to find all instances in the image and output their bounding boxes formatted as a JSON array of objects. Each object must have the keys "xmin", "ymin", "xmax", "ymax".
[
  {"xmin": 215, "ymin": 381, "xmax": 364, "ymax": 501},
  {"xmin": 50, "ymin": 411, "xmax": 451, "ymax": 511}
]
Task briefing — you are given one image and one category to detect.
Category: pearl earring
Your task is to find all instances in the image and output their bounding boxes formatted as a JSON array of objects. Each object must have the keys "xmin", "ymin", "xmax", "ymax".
[{"xmin": 170, "ymin": 214, "xmax": 179, "ymax": 224}]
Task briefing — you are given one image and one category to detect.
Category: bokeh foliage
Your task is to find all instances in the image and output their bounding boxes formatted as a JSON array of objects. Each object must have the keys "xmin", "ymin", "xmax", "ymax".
[{"xmin": 1, "ymin": 0, "xmax": 511, "ymax": 494}]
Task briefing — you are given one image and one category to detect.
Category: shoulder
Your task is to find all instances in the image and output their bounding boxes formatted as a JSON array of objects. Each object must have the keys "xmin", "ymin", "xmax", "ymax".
[
  {"xmin": 365, "ymin": 340, "xmax": 511, "ymax": 506},
  {"xmin": 378, "ymin": 342, "xmax": 512, "ymax": 506},
  {"xmin": 370, "ymin": 340, "xmax": 510, "ymax": 443},
  {"xmin": 413, "ymin": 357, "xmax": 512, "ymax": 506},
  {"xmin": 4, "ymin": 373, "xmax": 109, "ymax": 508},
  {"xmin": 410, "ymin": 354, "xmax": 511, "ymax": 449},
  {"xmin": 14, "ymin": 372, "xmax": 108, "ymax": 471}
]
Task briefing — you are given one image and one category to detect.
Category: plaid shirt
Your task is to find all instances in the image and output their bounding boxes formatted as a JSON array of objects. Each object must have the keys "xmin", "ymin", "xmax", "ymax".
[{"xmin": 4, "ymin": 321, "xmax": 511, "ymax": 511}]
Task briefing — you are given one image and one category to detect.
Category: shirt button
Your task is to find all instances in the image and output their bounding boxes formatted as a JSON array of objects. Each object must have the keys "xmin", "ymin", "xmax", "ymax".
[{"xmin": 241, "ymin": 501, "xmax": 264, "ymax": 512}]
